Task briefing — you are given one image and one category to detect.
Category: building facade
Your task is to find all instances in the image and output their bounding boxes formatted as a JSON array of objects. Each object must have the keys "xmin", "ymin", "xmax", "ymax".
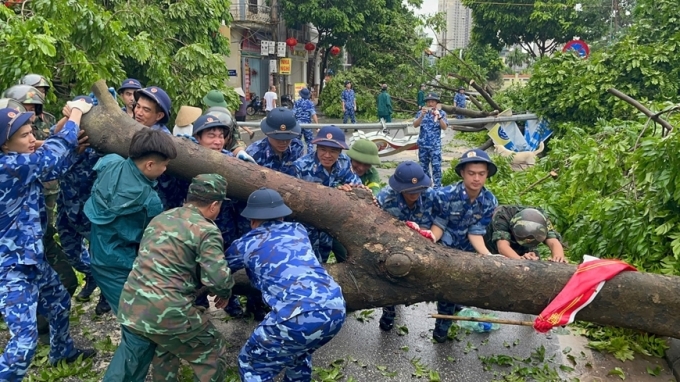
[
  {"xmin": 437, "ymin": 0, "xmax": 473, "ymax": 53},
  {"xmin": 224, "ymin": 0, "xmax": 321, "ymax": 101}
]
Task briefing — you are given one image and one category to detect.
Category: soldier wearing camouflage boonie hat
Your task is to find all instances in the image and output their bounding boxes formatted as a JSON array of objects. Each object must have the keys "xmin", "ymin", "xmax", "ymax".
[
  {"xmin": 188, "ymin": 174, "xmax": 229, "ymax": 202},
  {"xmin": 483, "ymin": 205, "xmax": 566, "ymax": 262}
]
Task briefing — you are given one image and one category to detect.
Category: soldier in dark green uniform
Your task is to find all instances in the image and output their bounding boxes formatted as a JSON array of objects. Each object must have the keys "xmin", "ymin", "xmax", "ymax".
[
  {"xmin": 346, "ymin": 139, "xmax": 382, "ymax": 195},
  {"xmin": 483, "ymin": 206, "xmax": 566, "ymax": 262},
  {"xmin": 1, "ymin": 85, "xmax": 79, "ymax": 342}
]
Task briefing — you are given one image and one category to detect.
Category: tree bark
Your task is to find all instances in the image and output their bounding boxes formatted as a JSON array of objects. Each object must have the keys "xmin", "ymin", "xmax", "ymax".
[
  {"xmin": 81, "ymin": 79, "xmax": 680, "ymax": 339},
  {"xmin": 440, "ymin": 105, "xmax": 499, "ymax": 118}
]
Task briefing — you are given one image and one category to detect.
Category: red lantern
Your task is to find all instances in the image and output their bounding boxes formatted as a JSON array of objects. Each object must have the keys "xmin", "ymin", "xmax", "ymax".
[
  {"xmin": 330, "ymin": 46, "xmax": 341, "ymax": 56},
  {"xmin": 285, "ymin": 37, "xmax": 298, "ymax": 48},
  {"xmin": 304, "ymin": 42, "xmax": 316, "ymax": 52}
]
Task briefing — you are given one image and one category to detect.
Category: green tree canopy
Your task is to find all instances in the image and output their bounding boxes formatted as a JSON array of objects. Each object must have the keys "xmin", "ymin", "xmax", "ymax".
[{"xmin": 0, "ymin": 0, "xmax": 239, "ymax": 119}]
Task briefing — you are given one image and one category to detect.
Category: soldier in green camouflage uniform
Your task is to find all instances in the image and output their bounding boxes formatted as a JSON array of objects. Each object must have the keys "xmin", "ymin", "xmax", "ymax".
[
  {"xmin": 1, "ymin": 86, "xmax": 79, "ymax": 339},
  {"xmin": 483, "ymin": 206, "xmax": 566, "ymax": 262},
  {"xmin": 118, "ymin": 174, "xmax": 235, "ymax": 382}
]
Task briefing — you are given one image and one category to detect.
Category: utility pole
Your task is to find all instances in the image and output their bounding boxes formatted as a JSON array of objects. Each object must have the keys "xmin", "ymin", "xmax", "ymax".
[{"xmin": 270, "ymin": 0, "xmax": 280, "ymax": 95}]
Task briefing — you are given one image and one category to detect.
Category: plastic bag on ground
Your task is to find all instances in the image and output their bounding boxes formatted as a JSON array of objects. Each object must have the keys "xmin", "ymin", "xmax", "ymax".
[{"xmin": 457, "ymin": 308, "xmax": 500, "ymax": 333}]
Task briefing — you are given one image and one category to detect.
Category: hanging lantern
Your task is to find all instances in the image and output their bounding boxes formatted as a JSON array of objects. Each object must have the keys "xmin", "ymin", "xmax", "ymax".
[
  {"xmin": 285, "ymin": 37, "xmax": 298, "ymax": 48},
  {"xmin": 304, "ymin": 42, "xmax": 316, "ymax": 52},
  {"xmin": 330, "ymin": 46, "xmax": 341, "ymax": 56}
]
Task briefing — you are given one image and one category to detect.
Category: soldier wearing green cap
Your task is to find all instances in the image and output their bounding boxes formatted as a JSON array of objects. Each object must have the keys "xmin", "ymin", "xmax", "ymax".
[
  {"xmin": 118, "ymin": 173, "xmax": 235, "ymax": 382},
  {"xmin": 483, "ymin": 206, "xmax": 566, "ymax": 262},
  {"xmin": 346, "ymin": 139, "xmax": 382, "ymax": 195}
]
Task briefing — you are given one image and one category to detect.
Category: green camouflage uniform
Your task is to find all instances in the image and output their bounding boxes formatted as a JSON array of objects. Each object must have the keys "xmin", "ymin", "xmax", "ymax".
[
  {"xmin": 225, "ymin": 125, "xmax": 246, "ymax": 152},
  {"xmin": 360, "ymin": 166, "xmax": 382, "ymax": 196},
  {"xmin": 483, "ymin": 205, "xmax": 561, "ymax": 255},
  {"xmin": 35, "ymin": 113, "xmax": 79, "ymax": 337},
  {"xmin": 118, "ymin": 174, "xmax": 234, "ymax": 382}
]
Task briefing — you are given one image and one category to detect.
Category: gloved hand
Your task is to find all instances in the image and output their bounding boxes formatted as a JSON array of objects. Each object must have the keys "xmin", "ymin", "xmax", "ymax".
[
  {"xmin": 405, "ymin": 221, "xmax": 436, "ymax": 242},
  {"xmin": 67, "ymin": 99, "xmax": 93, "ymax": 114},
  {"xmin": 236, "ymin": 150, "xmax": 257, "ymax": 164}
]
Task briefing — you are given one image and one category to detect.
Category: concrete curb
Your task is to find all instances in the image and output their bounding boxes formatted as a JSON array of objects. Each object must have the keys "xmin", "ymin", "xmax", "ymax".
[{"xmin": 665, "ymin": 337, "xmax": 680, "ymax": 380}]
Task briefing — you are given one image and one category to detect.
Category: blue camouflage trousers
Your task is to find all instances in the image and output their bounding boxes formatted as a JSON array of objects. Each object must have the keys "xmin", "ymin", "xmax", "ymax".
[
  {"xmin": 343, "ymin": 108, "xmax": 356, "ymax": 124},
  {"xmin": 434, "ymin": 301, "xmax": 462, "ymax": 334},
  {"xmin": 238, "ymin": 309, "xmax": 345, "ymax": 382},
  {"xmin": 305, "ymin": 226, "xmax": 333, "ymax": 263},
  {"xmin": 301, "ymin": 129, "xmax": 314, "ymax": 154},
  {"xmin": 55, "ymin": 211, "xmax": 92, "ymax": 276},
  {"xmin": 418, "ymin": 146, "xmax": 442, "ymax": 188},
  {"xmin": 0, "ymin": 261, "xmax": 76, "ymax": 380}
]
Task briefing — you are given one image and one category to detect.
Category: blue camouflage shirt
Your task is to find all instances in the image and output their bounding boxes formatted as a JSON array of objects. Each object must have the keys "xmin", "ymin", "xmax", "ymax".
[
  {"xmin": 341, "ymin": 89, "xmax": 356, "ymax": 110},
  {"xmin": 293, "ymin": 98, "xmax": 317, "ymax": 152},
  {"xmin": 0, "ymin": 121, "xmax": 80, "ymax": 267},
  {"xmin": 416, "ymin": 109, "xmax": 448, "ymax": 149},
  {"xmin": 376, "ymin": 186, "xmax": 437, "ymax": 227},
  {"xmin": 454, "ymin": 93, "xmax": 467, "ymax": 109},
  {"xmin": 293, "ymin": 152, "xmax": 362, "ymax": 187},
  {"xmin": 58, "ymin": 148, "xmax": 102, "ymax": 229},
  {"xmin": 225, "ymin": 221, "xmax": 345, "ymax": 324},
  {"xmin": 246, "ymin": 137, "xmax": 304, "ymax": 176},
  {"xmin": 432, "ymin": 181, "xmax": 497, "ymax": 252}
]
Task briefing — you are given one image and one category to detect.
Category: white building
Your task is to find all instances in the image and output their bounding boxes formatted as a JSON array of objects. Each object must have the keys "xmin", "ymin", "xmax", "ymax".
[{"xmin": 437, "ymin": 0, "xmax": 473, "ymax": 54}]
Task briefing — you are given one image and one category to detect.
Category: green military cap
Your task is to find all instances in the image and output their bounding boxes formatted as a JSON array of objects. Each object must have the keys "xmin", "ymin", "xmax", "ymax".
[{"xmin": 188, "ymin": 174, "xmax": 229, "ymax": 201}]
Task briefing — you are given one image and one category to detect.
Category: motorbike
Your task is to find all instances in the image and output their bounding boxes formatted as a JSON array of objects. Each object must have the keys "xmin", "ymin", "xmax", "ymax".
[
  {"xmin": 280, "ymin": 94, "xmax": 294, "ymax": 109},
  {"xmin": 246, "ymin": 94, "xmax": 264, "ymax": 116}
]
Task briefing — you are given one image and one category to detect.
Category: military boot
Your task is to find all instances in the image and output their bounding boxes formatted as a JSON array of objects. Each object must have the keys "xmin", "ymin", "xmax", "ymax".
[
  {"xmin": 224, "ymin": 295, "xmax": 244, "ymax": 318},
  {"xmin": 379, "ymin": 306, "xmax": 396, "ymax": 331},
  {"xmin": 76, "ymin": 274, "xmax": 98, "ymax": 302},
  {"xmin": 95, "ymin": 294, "xmax": 111, "ymax": 315}
]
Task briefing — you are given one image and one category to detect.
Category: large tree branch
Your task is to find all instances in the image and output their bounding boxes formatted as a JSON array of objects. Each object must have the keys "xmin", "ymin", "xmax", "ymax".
[
  {"xmin": 607, "ymin": 88, "xmax": 674, "ymax": 133},
  {"xmin": 449, "ymin": 73, "xmax": 502, "ymax": 112},
  {"xmin": 80, "ymin": 80, "xmax": 680, "ymax": 339}
]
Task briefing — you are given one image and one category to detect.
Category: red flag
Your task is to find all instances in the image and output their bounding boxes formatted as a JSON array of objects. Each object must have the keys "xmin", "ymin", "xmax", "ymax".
[{"xmin": 533, "ymin": 256, "xmax": 637, "ymax": 333}]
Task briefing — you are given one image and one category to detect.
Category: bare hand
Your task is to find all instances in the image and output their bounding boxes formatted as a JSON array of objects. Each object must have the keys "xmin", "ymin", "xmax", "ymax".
[
  {"xmin": 550, "ymin": 254, "xmax": 567, "ymax": 263},
  {"xmin": 520, "ymin": 252, "xmax": 539, "ymax": 261},
  {"xmin": 76, "ymin": 130, "xmax": 90, "ymax": 154},
  {"xmin": 214, "ymin": 297, "xmax": 228, "ymax": 309},
  {"xmin": 372, "ymin": 196, "xmax": 379, "ymax": 207},
  {"xmin": 337, "ymin": 184, "xmax": 353, "ymax": 192},
  {"xmin": 62, "ymin": 105, "xmax": 71, "ymax": 118}
]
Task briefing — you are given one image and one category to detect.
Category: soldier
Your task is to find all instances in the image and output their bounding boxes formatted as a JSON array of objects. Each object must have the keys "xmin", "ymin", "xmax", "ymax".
[
  {"xmin": 454, "ymin": 87, "xmax": 467, "ymax": 119},
  {"xmin": 426, "ymin": 149, "xmax": 498, "ymax": 343},
  {"xmin": 226, "ymin": 188, "xmax": 346, "ymax": 381},
  {"xmin": 375, "ymin": 161, "xmax": 437, "ymax": 331},
  {"xmin": 293, "ymin": 125, "xmax": 362, "ymax": 262},
  {"xmin": 19, "ymin": 73, "xmax": 50, "ymax": 96},
  {"xmin": 246, "ymin": 107, "xmax": 304, "ymax": 176},
  {"xmin": 377, "ymin": 84, "xmax": 393, "ymax": 123},
  {"xmin": 417, "ymin": 84, "xmax": 426, "ymax": 108},
  {"xmin": 0, "ymin": 100, "xmax": 96, "ymax": 381},
  {"xmin": 293, "ymin": 87, "xmax": 318, "ymax": 152},
  {"xmin": 484, "ymin": 206, "xmax": 566, "ymax": 262},
  {"xmin": 84, "ymin": 128, "xmax": 177, "ymax": 381},
  {"xmin": 3, "ymin": 87, "xmax": 90, "ymax": 331},
  {"xmin": 341, "ymin": 80, "xmax": 357, "ymax": 124},
  {"xmin": 203, "ymin": 105, "xmax": 255, "ymax": 163},
  {"xmin": 117, "ymin": 78, "xmax": 143, "ymax": 118},
  {"xmin": 56, "ymin": 96, "xmax": 111, "ymax": 316},
  {"xmin": 118, "ymin": 174, "xmax": 235, "ymax": 382},
  {"xmin": 414, "ymin": 92, "xmax": 448, "ymax": 188},
  {"xmin": 346, "ymin": 138, "xmax": 382, "ymax": 195}
]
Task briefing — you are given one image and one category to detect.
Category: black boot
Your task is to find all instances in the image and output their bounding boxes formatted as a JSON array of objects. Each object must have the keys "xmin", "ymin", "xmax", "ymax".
[
  {"xmin": 75, "ymin": 274, "xmax": 98, "ymax": 302},
  {"xmin": 224, "ymin": 295, "xmax": 244, "ymax": 318},
  {"xmin": 95, "ymin": 294, "xmax": 111, "ymax": 316}
]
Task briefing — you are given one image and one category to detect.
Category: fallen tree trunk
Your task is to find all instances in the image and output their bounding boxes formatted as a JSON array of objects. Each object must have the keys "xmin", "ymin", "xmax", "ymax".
[
  {"xmin": 82, "ymin": 80, "xmax": 680, "ymax": 339},
  {"xmin": 440, "ymin": 105, "xmax": 499, "ymax": 118}
]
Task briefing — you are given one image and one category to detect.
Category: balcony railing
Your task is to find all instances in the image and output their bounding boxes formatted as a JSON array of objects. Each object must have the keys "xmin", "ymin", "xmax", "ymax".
[{"xmin": 231, "ymin": 2, "xmax": 272, "ymax": 24}]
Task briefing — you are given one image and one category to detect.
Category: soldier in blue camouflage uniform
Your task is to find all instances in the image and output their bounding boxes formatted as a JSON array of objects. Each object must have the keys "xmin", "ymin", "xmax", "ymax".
[
  {"xmin": 341, "ymin": 81, "xmax": 357, "ymax": 124},
  {"xmin": 246, "ymin": 107, "xmax": 304, "ymax": 176},
  {"xmin": 428, "ymin": 149, "xmax": 498, "ymax": 342},
  {"xmin": 226, "ymin": 188, "xmax": 346, "ymax": 382},
  {"xmin": 414, "ymin": 92, "xmax": 448, "ymax": 188},
  {"xmin": 0, "ymin": 101, "xmax": 97, "ymax": 381},
  {"xmin": 56, "ymin": 96, "xmax": 111, "ymax": 316},
  {"xmin": 375, "ymin": 161, "xmax": 437, "ymax": 331},
  {"xmin": 293, "ymin": 88, "xmax": 317, "ymax": 152},
  {"xmin": 293, "ymin": 125, "xmax": 362, "ymax": 262},
  {"xmin": 453, "ymin": 87, "xmax": 467, "ymax": 119},
  {"xmin": 85, "ymin": 128, "xmax": 178, "ymax": 382},
  {"xmin": 117, "ymin": 78, "xmax": 143, "ymax": 118},
  {"xmin": 118, "ymin": 174, "xmax": 235, "ymax": 382}
]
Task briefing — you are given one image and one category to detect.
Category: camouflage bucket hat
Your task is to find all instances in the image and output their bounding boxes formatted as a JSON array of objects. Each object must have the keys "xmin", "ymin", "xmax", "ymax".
[
  {"xmin": 510, "ymin": 208, "xmax": 548, "ymax": 245},
  {"xmin": 188, "ymin": 174, "xmax": 229, "ymax": 202}
]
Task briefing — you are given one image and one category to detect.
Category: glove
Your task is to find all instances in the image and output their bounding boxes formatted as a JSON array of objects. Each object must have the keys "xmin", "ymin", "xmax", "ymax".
[
  {"xmin": 236, "ymin": 150, "xmax": 257, "ymax": 164},
  {"xmin": 405, "ymin": 221, "xmax": 436, "ymax": 242},
  {"xmin": 67, "ymin": 99, "xmax": 93, "ymax": 114}
]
